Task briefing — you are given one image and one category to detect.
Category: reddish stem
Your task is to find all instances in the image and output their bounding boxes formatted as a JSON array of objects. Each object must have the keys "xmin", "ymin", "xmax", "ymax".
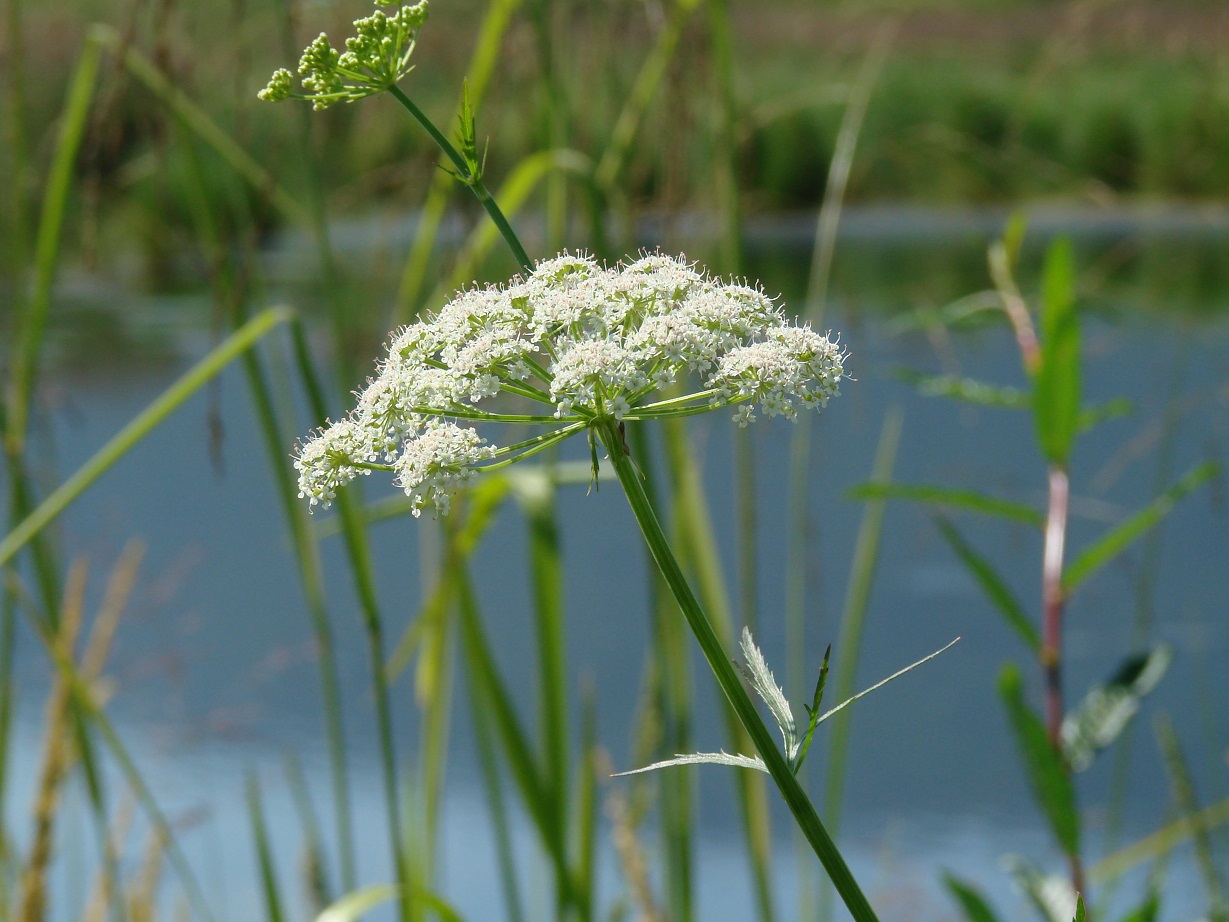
[{"xmin": 1041, "ymin": 465, "xmax": 1068, "ymax": 745}]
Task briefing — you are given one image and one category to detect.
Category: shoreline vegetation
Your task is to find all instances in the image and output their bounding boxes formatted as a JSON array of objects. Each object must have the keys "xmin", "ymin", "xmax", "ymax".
[{"xmin": 4, "ymin": 0, "xmax": 1229, "ymax": 277}]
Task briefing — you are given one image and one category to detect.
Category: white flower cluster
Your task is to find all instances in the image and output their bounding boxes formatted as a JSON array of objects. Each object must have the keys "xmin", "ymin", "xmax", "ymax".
[{"xmin": 295, "ymin": 253, "xmax": 845, "ymax": 515}]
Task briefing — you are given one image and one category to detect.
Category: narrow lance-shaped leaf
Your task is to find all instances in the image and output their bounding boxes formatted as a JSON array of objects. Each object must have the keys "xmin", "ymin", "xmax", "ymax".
[
  {"xmin": 793, "ymin": 643, "xmax": 833, "ymax": 774},
  {"xmin": 848, "ymin": 482, "xmax": 1043, "ymax": 527},
  {"xmin": 612, "ymin": 751, "xmax": 768, "ymax": 777},
  {"xmin": 1063, "ymin": 461, "xmax": 1219, "ymax": 592},
  {"xmin": 933, "ymin": 515, "xmax": 1040, "ymax": 653},
  {"xmin": 1033, "ymin": 238, "xmax": 1081, "ymax": 466},
  {"xmin": 1062, "ymin": 645, "xmax": 1172, "ymax": 772},
  {"xmin": 943, "ymin": 874, "xmax": 1003, "ymax": 922},
  {"xmin": 999, "ymin": 664, "xmax": 1081, "ymax": 856},
  {"xmin": 894, "ymin": 370, "xmax": 1030, "ymax": 410}
]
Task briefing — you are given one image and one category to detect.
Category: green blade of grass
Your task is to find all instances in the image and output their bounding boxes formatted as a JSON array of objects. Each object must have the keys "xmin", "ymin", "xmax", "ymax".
[
  {"xmin": 932, "ymin": 515, "xmax": 1040, "ymax": 653},
  {"xmin": 246, "ymin": 773, "xmax": 286, "ymax": 922},
  {"xmin": 1154, "ymin": 714, "xmax": 1229, "ymax": 918},
  {"xmin": 6, "ymin": 30, "xmax": 101, "ymax": 452},
  {"xmin": 848, "ymin": 482, "xmax": 1044, "ymax": 527},
  {"xmin": 1063, "ymin": 461, "xmax": 1219, "ymax": 592},
  {"xmin": 0, "ymin": 307, "xmax": 292, "ymax": 570}
]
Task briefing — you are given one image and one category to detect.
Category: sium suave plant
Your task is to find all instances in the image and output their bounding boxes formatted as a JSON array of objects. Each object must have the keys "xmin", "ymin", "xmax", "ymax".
[{"xmin": 260, "ymin": 3, "xmax": 964, "ymax": 920}]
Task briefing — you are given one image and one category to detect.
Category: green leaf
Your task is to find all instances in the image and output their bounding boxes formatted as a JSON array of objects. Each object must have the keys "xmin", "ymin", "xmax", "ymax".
[
  {"xmin": 848, "ymin": 482, "xmax": 1043, "ymax": 527},
  {"xmin": 999, "ymin": 664, "xmax": 1081, "ymax": 856},
  {"xmin": 314, "ymin": 885, "xmax": 400, "ymax": 922},
  {"xmin": 1074, "ymin": 894, "xmax": 1086, "ymax": 922},
  {"xmin": 1117, "ymin": 891, "xmax": 1160, "ymax": 922},
  {"xmin": 1064, "ymin": 461, "xmax": 1219, "ymax": 592},
  {"xmin": 943, "ymin": 873, "xmax": 1003, "ymax": 922},
  {"xmin": 933, "ymin": 515, "xmax": 1040, "ymax": 653},
  {"xmin": 613, "ymin": 751, "xmax": 768, "ymax": 776},
  {"xmin": 1033, "ymin": 238, "xmax": 1081, "ymax": 466},
  {"xmin": 1003, "ymin": 213, "xmax": 1029, "ymax": 270},
  {"xmin": 738, "ymin": 627, "xmax": 798, "ymax": 760},
  {"xmin": 1077, "ymin": 397, "xmax": 1133, "ymax": 433},
  {"xmin": 1002, "ymin": 855, "xmax": 1079, "ymax": 922},
  {"xmin": 894, "ymin": 370, "xmax": 1030, "ymax": 409},
  {"xmin": 1062, "ymin": 645, "xmax": 1172, "ymax": 772}
]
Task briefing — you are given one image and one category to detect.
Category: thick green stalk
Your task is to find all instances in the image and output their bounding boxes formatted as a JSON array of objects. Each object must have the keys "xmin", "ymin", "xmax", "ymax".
[
  {"xmin": 597, "ymin": 419, "xmax": 880, "ymax": 922},
  {"xmin": 387, "ymin": 85, "xmax": 532, "ymax": 273}
]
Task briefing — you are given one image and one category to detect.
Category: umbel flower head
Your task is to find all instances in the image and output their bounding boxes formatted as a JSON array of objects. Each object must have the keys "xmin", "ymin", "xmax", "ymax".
[
  {"xmin": 296, "ymin": 253, "xmax": 846, "ymax": 516},
  {"xmin": 259, "ymin": 0, "xmax": 429, "ymax": 109}
]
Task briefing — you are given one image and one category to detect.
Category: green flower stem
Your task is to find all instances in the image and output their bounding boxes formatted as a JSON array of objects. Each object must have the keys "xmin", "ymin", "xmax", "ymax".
[
  {"xmin": 387, "ymin": 85, "xmax": 532, "ymax": 274},
  {"xmin": 596, "ymin": 417, "xmax": 881, "ymax": 922}
]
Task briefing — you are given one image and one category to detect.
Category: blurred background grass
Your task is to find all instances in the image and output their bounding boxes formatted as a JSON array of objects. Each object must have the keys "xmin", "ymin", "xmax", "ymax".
[{"xmin": 4, "ymin": 0, "xmax": 1228, "ymax": 289}]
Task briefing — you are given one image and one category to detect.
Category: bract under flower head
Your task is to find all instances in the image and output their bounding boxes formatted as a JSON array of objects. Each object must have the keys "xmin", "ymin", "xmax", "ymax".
[{"xmin": 294, "ymin": 252, "xmax": 846, "ymax": 515}]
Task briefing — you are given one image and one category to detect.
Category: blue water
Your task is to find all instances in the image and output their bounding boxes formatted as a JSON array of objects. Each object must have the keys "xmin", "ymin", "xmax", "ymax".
[{"xmin": 5, "ymin": 216, "xmax": 1228, "ymax": 919}]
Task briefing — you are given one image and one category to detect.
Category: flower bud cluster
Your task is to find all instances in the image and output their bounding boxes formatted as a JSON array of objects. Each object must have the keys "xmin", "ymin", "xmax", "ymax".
[
  {"xmin": 259, "ymin": 1, "xmax": 429, "ymax": 109},
  {"xmin": 295, "ymin": 253, "xmax": 845, "ymax": 515}
]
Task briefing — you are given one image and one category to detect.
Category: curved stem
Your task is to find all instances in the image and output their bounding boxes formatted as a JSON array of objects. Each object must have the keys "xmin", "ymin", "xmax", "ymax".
[
  {"xmin": 595, "ymin": 418, "xmax": 880, "ymax": 922},
  {"xmin": 388, "ymin": 85, "xmax": 533, "ymax": 273}
]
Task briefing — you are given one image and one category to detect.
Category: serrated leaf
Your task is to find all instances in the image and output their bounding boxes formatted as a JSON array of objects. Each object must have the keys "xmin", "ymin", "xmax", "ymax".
[
  {"xmin": 894, "ymin": 370, "xmax": 1030, "ymax": 409},
  {"xmin": 848, "ymin": 482, "xmax": 1043, "ymax": 527},
  {"xmin": 1064, "ymin": 461, "xmax": 1219, "ymax": 592},
  {"xmin": 944, "ymin": 873, "xmax": 1003, "ymax": 922},
  {"xmin": 1002, "ymin": 855, "xmax": 1079, "ymax": 922},
  {"xmin": 1062, "ymin": 645, "xmax": 1172, "ymax": 772},
  {"xmin": 999, "ymin": 664, "xmax": 1081, "ymax": 856},
  {"xmin": 1033, "ymin": 238, "xmax": 1080, "ymax": 466},
  {"xmin": 612, "ymin": 751, "xmax": 768, "ymax": 776},
  {"xmin": 739, "ymin": 627, "xmax": 798, "ymax": 759},
  {"xmin": 933, "ymin": 515, "xmax": 1040, "ymax": 653}
]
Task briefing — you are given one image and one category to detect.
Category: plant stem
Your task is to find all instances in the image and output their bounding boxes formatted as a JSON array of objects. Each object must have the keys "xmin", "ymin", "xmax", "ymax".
[
  {"xmin": 1041, "ymin": 463, "xmax": 1085, "ymax": 896},
  {"xmin": 597, "ymin": 418, "xmax": 881, "ymax": 922},
  {"xmin": 388, "ymin": 85, "xmax": 532, "ymax": 274}
]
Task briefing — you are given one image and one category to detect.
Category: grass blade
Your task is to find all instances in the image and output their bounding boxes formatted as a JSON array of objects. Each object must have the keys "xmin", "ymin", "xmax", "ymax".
[
  {"xmin": 246, "ymin": 773, "xmax": 286, "ymax": 922},
  {"xmin": 0, "ymin": 307, "xmax": 292, "ymax": 569},
  {"xmin": 6, "ymin": 30, "xmax": 101, "ymax": 451}
]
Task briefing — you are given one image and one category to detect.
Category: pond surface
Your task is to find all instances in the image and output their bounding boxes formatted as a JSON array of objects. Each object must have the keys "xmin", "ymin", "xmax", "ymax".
[{"xmin": 6, "ymin": 208, "xmax": 1228, "ymax": 920}]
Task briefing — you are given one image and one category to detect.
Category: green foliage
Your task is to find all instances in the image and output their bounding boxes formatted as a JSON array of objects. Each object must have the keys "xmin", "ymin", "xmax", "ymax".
[
  {"xmin": 998, "ymin": 664, "xmax": 1081, "ymax": 857},
  {"xmin": 944, "ymin": 873, "xmax": 1003, "ymax": 922},
  {"xmin": 1032, "ymin": 238, "xmax": 1080, "ymax": 466},
  {"xmin": 1063, "ymin": 461, "xmax": 1221, "ymax": 592},
  {"xmin": 1061, "ymin": 646, "xmax": 1172, "ymax": 772},
  {"xmin": 932, "ymin": 515, "xmax": 1040, "ymax": 653}
]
